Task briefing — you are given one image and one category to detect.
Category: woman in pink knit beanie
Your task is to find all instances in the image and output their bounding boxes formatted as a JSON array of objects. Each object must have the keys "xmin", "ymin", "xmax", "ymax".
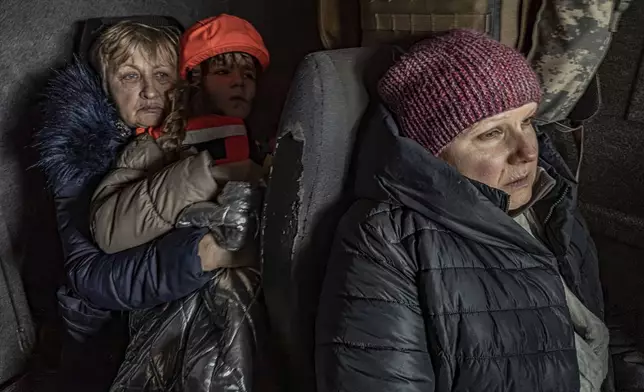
[{"xmin": 316, "ymin": 29, "xmax": 610, "ymax": 392}]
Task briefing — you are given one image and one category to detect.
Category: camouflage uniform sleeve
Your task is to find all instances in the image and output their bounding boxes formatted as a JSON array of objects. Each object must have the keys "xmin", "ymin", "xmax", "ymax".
[{"xmin": 528, "ymin": 0, "xmax": 615, "ymax": 124}]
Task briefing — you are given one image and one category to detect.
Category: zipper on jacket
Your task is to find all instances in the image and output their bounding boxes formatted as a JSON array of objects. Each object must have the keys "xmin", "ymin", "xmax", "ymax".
[
  {"xmin": 501, "ymin": 195, "xmax": 510, "ymax": 213},
  {"xmin": 543, "ymin": 185, "xmax": 570, "ymax": 226},
  {"xmin": 115, "ymin": 120, "xmax": 131, "ymax": 138}
]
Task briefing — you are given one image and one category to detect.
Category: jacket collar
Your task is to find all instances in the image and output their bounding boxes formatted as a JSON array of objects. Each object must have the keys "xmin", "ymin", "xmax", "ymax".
[
  {"xmin": 508, "ymin": 167, "xmax": 556, "ymax": 218},
  {"xmin": 35, "ymin": 60, "xmax": 131, "ymax": 195},
  {"xmin": 354, "ymin": 104, "xmax": 577, "ymax": 256}
]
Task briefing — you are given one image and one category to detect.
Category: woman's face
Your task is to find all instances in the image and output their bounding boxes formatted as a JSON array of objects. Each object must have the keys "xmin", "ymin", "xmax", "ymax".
[
  {"xmin": 440, "ymin": 102, "xmax": 539, "ymax": 211},
  {"xmin": 106, "ymin": 49, "xmax": 177, "ymax": 128},
  {"xmin": 197, "ymin": 56, "xmax": 257, "ymax": 119}
]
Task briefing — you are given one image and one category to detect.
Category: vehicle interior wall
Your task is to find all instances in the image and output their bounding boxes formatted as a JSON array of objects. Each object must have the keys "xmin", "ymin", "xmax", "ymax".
[
  {"xmin": 576, "ymin": 0, "xmax": 644, "ymax": 365},
  {"xmin": 0, "ymin": 0, "xmax": 321, "ymax": 387}
]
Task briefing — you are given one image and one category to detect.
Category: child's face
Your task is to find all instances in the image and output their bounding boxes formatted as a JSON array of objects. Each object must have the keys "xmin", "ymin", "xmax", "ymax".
[{"xmin": 199, "ymin": 54, "xmax": 257, "ymax": 119}]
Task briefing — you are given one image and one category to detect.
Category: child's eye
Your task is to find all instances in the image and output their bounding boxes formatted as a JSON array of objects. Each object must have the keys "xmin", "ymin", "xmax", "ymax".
[{"xmin": 522, "ymin": 117, "xmax": 534, "ymax": 127}]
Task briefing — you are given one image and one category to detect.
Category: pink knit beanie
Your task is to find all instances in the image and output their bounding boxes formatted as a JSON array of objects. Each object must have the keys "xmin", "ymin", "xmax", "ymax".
[{"xmin": 378, "ymin": 29, "xmax": 542, "ymax": 155}]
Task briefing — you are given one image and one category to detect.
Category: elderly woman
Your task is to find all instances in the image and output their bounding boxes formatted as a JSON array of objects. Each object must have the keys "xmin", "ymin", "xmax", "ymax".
[
  {"xmin": 35, "ymin": 21, "xmax": 265, "ymax": 391},
  {"xmin": 316, "ymin": 30, "xmax": 611, "ymax": 392}
]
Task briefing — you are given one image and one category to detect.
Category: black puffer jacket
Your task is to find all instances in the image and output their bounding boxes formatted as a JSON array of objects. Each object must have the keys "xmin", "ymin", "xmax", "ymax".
[{"xmin": 316, "ymin": 105, "xmax": 605, "ymax": 391}]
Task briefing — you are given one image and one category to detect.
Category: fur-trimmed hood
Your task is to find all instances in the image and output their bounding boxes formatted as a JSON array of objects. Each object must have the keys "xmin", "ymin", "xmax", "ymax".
[{"xmin": 34, "ymin": 60, "xmax": 131, "ymax": 194}]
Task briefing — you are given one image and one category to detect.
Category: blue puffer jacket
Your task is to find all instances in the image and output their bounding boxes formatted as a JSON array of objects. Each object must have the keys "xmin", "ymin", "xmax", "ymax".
[{"xmin": 34, "ymin": 61, "xmax": 212, "ymax": 340}]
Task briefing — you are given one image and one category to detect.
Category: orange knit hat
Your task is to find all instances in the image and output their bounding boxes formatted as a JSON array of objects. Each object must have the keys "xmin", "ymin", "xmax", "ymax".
[{"xmin": 179, "ymin": 14, "xmax": 270, "ymax": 79}]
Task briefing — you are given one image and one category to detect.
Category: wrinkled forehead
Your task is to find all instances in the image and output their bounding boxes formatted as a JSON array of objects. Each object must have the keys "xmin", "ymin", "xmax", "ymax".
[
  {"xmin": 462, "ymin": 102, "xmax": 538, "ymax": 135},
  {"xmin": 108, "ymin": 42, "xmax": 178, "ymax": 74}
]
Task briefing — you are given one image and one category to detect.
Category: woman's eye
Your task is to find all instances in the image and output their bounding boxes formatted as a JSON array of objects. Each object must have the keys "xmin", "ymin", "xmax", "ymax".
[
  {"xmin": 479, "ymin": 129, "xmax": 503, "ymax": 140},
  {"xmin": 122, "ymin": 73, "xmax": 139, "ymax": 81},
  {"xmin": 214, "ymin": 69, "xmax": 229, "ymax": 76},
  {"xmin": 522, "ymin": 117, "xmax": 534, "ymax": 127},
  {"xmin": 244, "ymin": 72, "xmax": 256, "ymax": 80}
]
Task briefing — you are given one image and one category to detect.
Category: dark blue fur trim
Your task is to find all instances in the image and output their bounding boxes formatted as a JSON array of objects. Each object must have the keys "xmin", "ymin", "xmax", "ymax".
[{"xmin": 34, "ymin": 60, "xmax": 130, "ymax": 192}]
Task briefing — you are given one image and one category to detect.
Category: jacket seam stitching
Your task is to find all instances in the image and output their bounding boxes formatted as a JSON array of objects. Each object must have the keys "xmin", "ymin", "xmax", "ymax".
[
  {"xmin": 345, "ymin": 244, "xmax": 399, "ymax": 271},
  {"xmin": 450, "ymin": 347, "xmax": 576, "ymax": 361},
  {"xmin": 143, "ymin": 175, "xmax": 174, "ymax": 227},
  {"xmin": 318, "ymin": 341, "xmax": 428, "ymax": 353},
  {"xmin": 364, "ymin": 205, "xmax": 403, "ymax": 219},
  {"xmin": 363, "ymin": 208, "xmax": 449, "ymax": 244},
  {"xmin": 397, "ymin": 227, "xmax": 451, "ymax": 243},
  {"xmin": 363, "ymin": 207, "xmax": 546, "ymax": 257},
  {"xmin": 427, "ymin": 303, "xmax": 567, "ymax": 317},
  {"xmin": 420, "ymin": 265, "xmax": 550, "ymax": 272},
  {"xmin": 336, "ymin": 293, "xmax": 420, "ymax": 310}
]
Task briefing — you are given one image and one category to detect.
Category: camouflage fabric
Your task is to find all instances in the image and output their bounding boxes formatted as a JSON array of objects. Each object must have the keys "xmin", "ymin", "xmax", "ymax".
[
  {"xmin": 318, "ymin": 0, "xmax": 631, "ymax": 126},
  {"xmin": 530, "ymin": 0, "xmax": 616, "ymax": 124},
  {"xmin": 612, "ymin": 0, "xmax": 632, "ymax": 31}
]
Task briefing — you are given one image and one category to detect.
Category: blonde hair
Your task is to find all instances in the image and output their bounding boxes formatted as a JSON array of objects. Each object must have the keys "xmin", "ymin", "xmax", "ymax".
[
  {"xmin": 156, "ymin": 52, "xmax": 256, "ymax": 154},
  {"xmin": 90, "ymin": 21, "xmax": 181, "ymax": 91}
]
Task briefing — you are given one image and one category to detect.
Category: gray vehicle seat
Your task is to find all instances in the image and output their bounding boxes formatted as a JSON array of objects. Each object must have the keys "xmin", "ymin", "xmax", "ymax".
[
  {"xmin": 258, "ymin": 43, "xmax": 611, "ymax": 392},
  {"xmin": 261, "ymin": 47, "xmax": 396, "ymax": 392}
]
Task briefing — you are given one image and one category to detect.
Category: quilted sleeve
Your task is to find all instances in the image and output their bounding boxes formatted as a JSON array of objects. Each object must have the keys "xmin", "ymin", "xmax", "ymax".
[
  {"xmin": 315, "ymin": 206, "xmax": 434, "ymax": 392},
  {"xmin": 91, "ymin": 150, "xmax": 220, "ymax": 254},
  {"xmin": 54, "ymin": 181, "xmax": 213, "ymax": 310}
]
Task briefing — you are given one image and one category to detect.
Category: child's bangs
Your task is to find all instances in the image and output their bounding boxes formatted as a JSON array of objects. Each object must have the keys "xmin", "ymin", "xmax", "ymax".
[{"xmin": 208, "ymin": 52, "xmax": 256, "ymax": 70}]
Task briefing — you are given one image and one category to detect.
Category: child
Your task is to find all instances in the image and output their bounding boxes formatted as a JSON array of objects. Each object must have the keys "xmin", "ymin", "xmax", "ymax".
[{"xmin": 90, "ymin": 14, "xmax": 270, "ymax": 263}]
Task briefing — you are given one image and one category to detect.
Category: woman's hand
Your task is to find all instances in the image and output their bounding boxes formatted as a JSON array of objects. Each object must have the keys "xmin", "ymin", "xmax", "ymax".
[{"xmin": 198, "ymin": 233, "xmax": 231, "ymax": 271}]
